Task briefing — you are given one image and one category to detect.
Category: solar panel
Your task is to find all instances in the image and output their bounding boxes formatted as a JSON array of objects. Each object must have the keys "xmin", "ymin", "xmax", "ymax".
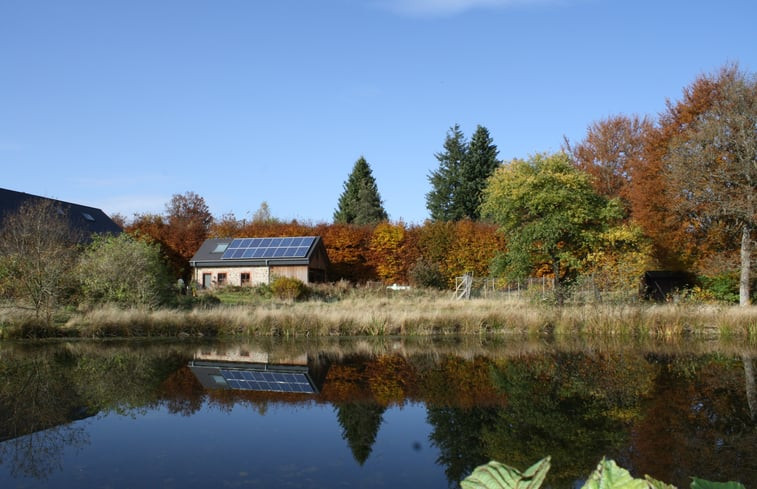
[
  {"xmin": 218, "ymin": 368, "xmax": 316, "ymax": 393},
  {"xmin": 220, "ymin": 237, "xmax": 316, "ymax": 260}
]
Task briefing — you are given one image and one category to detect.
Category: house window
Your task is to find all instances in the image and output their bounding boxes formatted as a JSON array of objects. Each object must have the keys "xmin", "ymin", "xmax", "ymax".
[
  {"xmin": 241, "ymin": 272, "xmax": 251, "ymax": 285},
  {"xmin": 217, "ymin": 273, "xmax": 227, "ymax": 286}
]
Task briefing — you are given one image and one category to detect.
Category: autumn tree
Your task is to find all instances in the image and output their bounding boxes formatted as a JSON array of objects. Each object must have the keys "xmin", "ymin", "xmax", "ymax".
[
  {"xmin": 566, "ymin": 114, "xmax": 652, "ymax": 205},
  {"xmin": 125, "ymin": 213, "xmax": 186, "ymax": 280},
  {"xmin": 164, "ymin": 191, "xmax": 213, "ymax": 262},
  {"xmin": 333, "ymin": 157, "xmax": 388, "ymax": 225},
  {"xmin": 0, "ymin": 199, "xmax": 81, "ymax": 323},
  {"xmin": 664, "ymin": 64, "xmax": 756, "ymax": 305},
  {"xmin": 481, "ymin": 152, "xmax": 619, "ymax": 304},
  {"xmin": 369, "ymin": 222, "xmax": 408, "ymax": 284}
]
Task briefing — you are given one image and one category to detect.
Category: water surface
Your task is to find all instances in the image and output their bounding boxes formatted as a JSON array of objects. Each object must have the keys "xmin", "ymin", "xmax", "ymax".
[{"xmin": 0, "ymin": 337, "xmax": 755, "ymax": 488}]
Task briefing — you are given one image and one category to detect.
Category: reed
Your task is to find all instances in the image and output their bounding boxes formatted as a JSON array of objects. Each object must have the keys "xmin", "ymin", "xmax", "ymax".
[{"xmin": 1, "ymin": 295, "xmax": 755, "ymax": 340}]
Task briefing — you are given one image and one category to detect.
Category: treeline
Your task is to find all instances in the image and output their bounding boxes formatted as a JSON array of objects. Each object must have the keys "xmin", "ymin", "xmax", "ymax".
[
  {"xmin": 126, "ymin": 207, "xmax": 504, "ymax": 288},
  {"xmin": 120, "ymin": 63, "xmax": 754, "ymax": 305}
]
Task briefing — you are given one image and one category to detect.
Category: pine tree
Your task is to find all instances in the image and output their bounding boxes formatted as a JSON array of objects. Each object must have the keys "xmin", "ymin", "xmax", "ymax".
[
  {"xmin": 460, "ymin": 125, "xmax": 500, "ymax": 220},
  {"xmin": 426, "ymin": 124, "xmax": 468, "ymax": 221},
  {"xmin": 334, "ymin": 157, "xmax": 388, "ymax": 225}
]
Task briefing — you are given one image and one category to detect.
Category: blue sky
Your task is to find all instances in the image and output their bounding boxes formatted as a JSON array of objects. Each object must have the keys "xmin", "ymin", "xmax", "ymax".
[{"xmin": 2, "ymin": 0, "xmax": 755, "ymax": 225}]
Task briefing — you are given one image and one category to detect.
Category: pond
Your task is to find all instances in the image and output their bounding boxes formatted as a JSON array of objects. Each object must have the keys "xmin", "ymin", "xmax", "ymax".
[{"xmin": 0, "ymin": 336, "xmax": 755, "ymax": 488}]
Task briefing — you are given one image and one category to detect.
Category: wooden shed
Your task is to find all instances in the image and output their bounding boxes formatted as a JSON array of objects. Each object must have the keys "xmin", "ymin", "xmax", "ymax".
[{"xmin": 189, "ymin": 236, "xmax": 329, "ymax": 288}]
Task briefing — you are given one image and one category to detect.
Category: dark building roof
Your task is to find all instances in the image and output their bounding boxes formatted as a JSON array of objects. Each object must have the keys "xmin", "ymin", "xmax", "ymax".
[
  {"xmin": 0, "ymin": 187, "xmax": 122, "ymax": 238},
  {"xmin": 190, "ymin": 236, "xmax": 329, "ymax": 268}
]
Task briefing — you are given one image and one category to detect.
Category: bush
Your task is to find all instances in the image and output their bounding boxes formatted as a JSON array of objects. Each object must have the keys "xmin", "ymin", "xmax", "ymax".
[
  {"xmin": 409, "ymin": 257, "xmax": 446, "ymax": 289},
  {"xmin": 270, "ymin": 276, "xmax": 309, "ymax": 301}
]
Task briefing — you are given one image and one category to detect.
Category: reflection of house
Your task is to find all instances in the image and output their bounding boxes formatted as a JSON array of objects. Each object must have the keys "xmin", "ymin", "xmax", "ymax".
[
  {"xmin": 0, "ymin": 187, "xmax": 122, "ymax": 239},
  {"xmin": 189, "ymin": 236, "xmax": 329, "ymax": 288},
  {"xmin": 189, "ymin": 346, "xmax": 324, "ymax": 394}
]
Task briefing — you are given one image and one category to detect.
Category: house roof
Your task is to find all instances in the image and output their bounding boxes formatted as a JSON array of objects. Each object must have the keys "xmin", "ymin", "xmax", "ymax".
[
  {"xmin": 0, "ymin": 187, "xmax": 122, "ymax": 238},
  {"xmin": 190, "ymin": 236, "xmax": 329, "ymax": 268}
]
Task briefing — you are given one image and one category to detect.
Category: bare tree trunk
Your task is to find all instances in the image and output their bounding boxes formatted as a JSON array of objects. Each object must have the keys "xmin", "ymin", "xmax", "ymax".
[
  {"xmin": 743, "ymin": 354, "xmax": 756, "ymax": 423},
  {"xmin": 740, "ymin": 222, "xmax": 752, "ymax": 306},
  {"xmin": 553, "ymin": 258, "xmax": 563, "ymax": 306}
]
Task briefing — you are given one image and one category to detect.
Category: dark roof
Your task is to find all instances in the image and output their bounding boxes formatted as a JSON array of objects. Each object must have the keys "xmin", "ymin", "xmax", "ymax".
[
  {"xmin": 0, "ymin": 187, "xmax": 122, "ymax": 238},
  {"xmin": 190, "ymin": 236, "xmax": 329, "ymax": 268}
]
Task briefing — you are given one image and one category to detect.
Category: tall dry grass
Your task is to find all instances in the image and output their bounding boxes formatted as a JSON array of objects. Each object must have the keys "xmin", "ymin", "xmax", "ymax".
[{"xmin": 2, "ymin": 294, "xmax": 755, "ymax": 340}]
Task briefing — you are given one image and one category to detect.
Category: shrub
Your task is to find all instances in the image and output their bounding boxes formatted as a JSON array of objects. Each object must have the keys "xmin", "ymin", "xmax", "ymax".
[
  {"xmin": 270, "ymin": 276, "xmax": 309, "ymax": 301},
  {"xmin": 409, "ymin": 257, "xmax": 446, "ymax": 289}
]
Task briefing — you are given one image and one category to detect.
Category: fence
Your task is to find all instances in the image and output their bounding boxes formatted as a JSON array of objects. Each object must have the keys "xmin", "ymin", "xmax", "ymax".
[{"xmin": 455, "ymin": 274, "xmax": 641, "ymax": 304}]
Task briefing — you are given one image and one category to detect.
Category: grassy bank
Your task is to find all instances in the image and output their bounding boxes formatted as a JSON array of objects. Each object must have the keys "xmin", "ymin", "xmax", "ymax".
[{"xmin": 1, "ymin": 291, "xmax": 756, "ymax": 340}]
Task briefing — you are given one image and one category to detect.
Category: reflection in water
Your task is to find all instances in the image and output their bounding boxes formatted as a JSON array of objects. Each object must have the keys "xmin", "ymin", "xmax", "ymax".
[
  {"xmin": 744, "ymin": 354, "xmax": 756, "ymax": 422},
  {"xmin": 0, "ymin": 338, "xmax": 755, "ymax": 488}
]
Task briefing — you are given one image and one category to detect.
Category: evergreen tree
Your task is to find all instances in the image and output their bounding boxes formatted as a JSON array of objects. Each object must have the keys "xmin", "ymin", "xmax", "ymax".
[
  {"xmin": 334, "ymin": 157, "xmax": 388, "ymax": 225},
  {"xmin": 460, "ymin": 125, "xmax": 500, "ymax": 220},
  {"xmin": 426, "ymin": 124, "xmax": 499, "ymax": 221},
  {"xmin": 426, "ymin": 124, "xmax": 468, "ymax": 221}
]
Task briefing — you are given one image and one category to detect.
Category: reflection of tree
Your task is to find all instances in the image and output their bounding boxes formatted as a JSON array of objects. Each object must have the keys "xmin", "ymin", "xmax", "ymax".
[
  {"xmin": 744, "ymin": 354, "xmax": 756, "ymax": 423},
  {"xmin": 159, "ymin": 366, "xmax": 206, "ymax": 416},
  {"xmin": 427, "ymin": 405, "xmax": 500, "ymax": 487},
  {"xmin": 0, "ymin": 343, "xmax": 194, "ymax": 480},
  {"xmin": 0, "ymin": 425, "xmax": 89, "ymax": 479},
  {"xmin": 630, "ymin": 354, "xmax": 757, "ymax": 487},
  {"xmin": 481, "ymin": 353, "xmax": 651, "ymax": 487},
  {"xmin": 0, "ymin": 351, "xmax": 92, "ymax": 479},
  {"xmin": 335, "ymin": 402, "xmax": 386, "ymax": 465}
]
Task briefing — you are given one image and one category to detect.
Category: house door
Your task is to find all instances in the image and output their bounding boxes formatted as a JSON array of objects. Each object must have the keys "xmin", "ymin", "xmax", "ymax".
[{"xmin": 202, "ymin": 273, "xmax": 212, "ymax": 289}]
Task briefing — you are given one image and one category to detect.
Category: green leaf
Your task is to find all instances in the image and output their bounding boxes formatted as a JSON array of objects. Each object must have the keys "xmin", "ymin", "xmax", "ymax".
[
  {"xmin": 645, "ymin": 475, "xmax": 677, "ymax": 489},
  {"xmin": 460, "ymin": 457, "xmax": 551, "ymax": 489},
  {"xmin": 581, "ymin": 458, "xmax": 649, "ymax": 489},
  {"xmin": 690, "ymin": 478, "xmax": 745, "ymax": 489}
]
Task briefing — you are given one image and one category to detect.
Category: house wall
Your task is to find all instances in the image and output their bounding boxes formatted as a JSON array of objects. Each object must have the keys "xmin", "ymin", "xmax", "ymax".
[{"xmin": 193, "ymin": 265, "xmax": 310, "ymax": 288}]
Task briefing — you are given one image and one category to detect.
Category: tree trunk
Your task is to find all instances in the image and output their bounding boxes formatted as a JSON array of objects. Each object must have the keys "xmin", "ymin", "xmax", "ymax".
[
  {"xmin": 553, "ymin": 258, "xmax": 563, "ymax": 306},
  {"xmin": 744, "ymin": 354, "xmax": 756, "ymax": 423},
  {"xmin": 740, "ymin": 222, "xmax": 752, "ymax": 306}
]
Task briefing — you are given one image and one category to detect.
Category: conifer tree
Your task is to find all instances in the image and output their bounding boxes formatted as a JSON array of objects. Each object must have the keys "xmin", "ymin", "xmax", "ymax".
[
  {"xmin": 460, "ymin": 125, "xmax": 500, "ymax": 220},
  {"xmin": 426, "ymin": 124, "xmax": 468, "ymax": 221},
  {"xmin": 334, "ymin": 157, "xmax": 388, "ymax": 225},
  {"xmin": 426, "ymin": 124, "xmax": 499, "ymax": 221}
]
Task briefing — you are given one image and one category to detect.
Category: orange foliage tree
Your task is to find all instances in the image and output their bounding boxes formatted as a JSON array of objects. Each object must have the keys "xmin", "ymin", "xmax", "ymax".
[
  {"xmin": 318, "ymin": 223, "xmax": 376, "ymax": 282},
  {"xmin": 566, "ymin": 114, "xmax": 652, "ymax": 207},
  {"xmin": 369, "ymin": 222, "xmax": 411, "ymax": 284},
  {"xmin": 441, "ymin": 220, "xmax": 505, "ymax": 287}
]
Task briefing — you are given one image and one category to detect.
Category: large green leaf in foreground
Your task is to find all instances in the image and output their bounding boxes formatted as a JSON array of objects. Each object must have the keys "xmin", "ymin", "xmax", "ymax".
[
  {"xmin": 460, "ymin": 457, "xmax": 746, "ymax": 489},
  {"xmin": 690, "ymin": 478, "xmax": 746, "ymax": 489},
  {"xmin": 460, "ymin": 457, "xmax": 551, "ymax": 489},
  {"xmin": 582, "ymin": 458, "xmax": 660, "ymax": 489}
]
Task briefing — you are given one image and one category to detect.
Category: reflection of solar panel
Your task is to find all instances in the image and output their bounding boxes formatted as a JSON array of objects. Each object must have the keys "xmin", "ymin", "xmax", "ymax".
[
  {"xmin": 219, "ymin": 369, "xmax": 316, "ymax": 393},
  {"xmin": 221, "ymin": 237, "xmax": 316, "ymax": 260}
]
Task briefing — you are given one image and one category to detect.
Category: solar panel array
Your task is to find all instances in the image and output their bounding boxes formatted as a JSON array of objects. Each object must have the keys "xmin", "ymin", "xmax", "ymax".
[
  {"xmin": 221, "ymin": 237, "xmax": 316, "ymax": 260},
  {"xmin": 219, "ymin": 368, "xmax": 316, "ymax": 393}
]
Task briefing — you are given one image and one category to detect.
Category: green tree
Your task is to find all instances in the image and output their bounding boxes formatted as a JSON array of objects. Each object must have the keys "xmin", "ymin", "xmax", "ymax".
[
  {"xmin": 427, "ymin": 124, "xmax": 468, "ymax": 221},
  {"xmin": 481, "ymin": 152, "xmax": 618, "ymax": 304},
  {"xmin": 427, "ymin": 124, "xmax": 500, "ymax": 221},
  {"xmin": 0, "ymin": 199, "xmax": 81, "ymax": 323},
  {"xmin": 334, "ymin": 157, "xmax": 388, "ymax": 225},
  {"xmin": 460, "ymin": 125, "xmax": 500, "ymax": 220},
  {"xmin": 664, "ymin": 64, "xmax": 756, "ymax": 306},
  {"xmin": 76, "ymin": 233, "xmax": 174, "ymax": 308}
]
